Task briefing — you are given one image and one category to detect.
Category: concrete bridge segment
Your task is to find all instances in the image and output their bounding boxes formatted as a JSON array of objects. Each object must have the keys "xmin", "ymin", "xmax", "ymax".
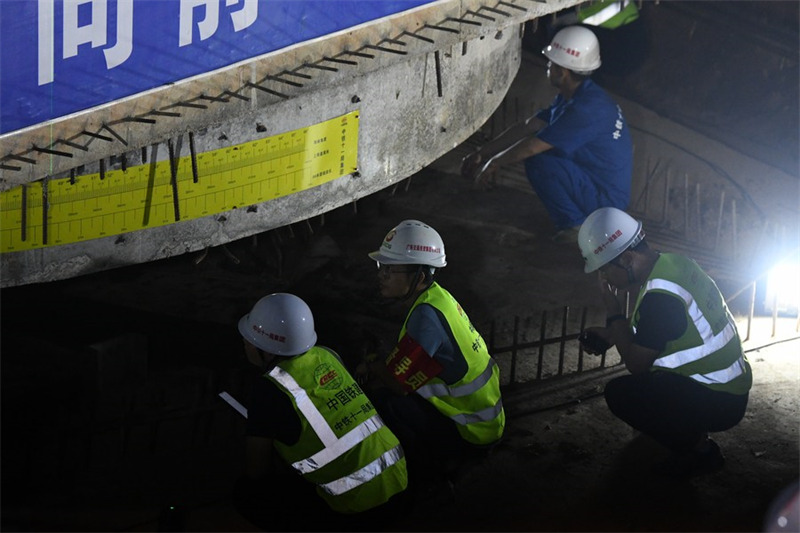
[{"xmin": 0, "ymin": 0, "xmax": 583, "ymax": 287}]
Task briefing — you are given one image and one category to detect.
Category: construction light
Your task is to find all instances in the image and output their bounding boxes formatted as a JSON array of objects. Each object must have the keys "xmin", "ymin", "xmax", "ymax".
[{"xmin": 764, "ymin": 252, "xmax": 800, "ymax": 315}]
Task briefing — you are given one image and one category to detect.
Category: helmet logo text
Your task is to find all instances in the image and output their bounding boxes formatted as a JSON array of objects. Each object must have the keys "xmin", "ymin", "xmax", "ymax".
[
  {"xmin": 252, "ymin": 325, "xmax": 286, "ymax": 343},
  {"xmin": 551, "ymin": 41, "xmax": 581, "ymax": 57},
  {"xmin": 593, "ymin": 229, "xmax": 623, "ymax": 255},
  {"xmin": 406, "ymin": 244, "xmax": 441, "ymax": 254}
]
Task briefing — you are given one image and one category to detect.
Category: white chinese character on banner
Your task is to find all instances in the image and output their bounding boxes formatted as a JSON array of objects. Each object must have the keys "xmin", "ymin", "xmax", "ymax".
[
  {"xmin": 179, "ymin": 0, "xmax": 257, "ymax": 46},
  {"xmin": 39, "ymin": 0, "xmax": 133, "ymax": 85}
]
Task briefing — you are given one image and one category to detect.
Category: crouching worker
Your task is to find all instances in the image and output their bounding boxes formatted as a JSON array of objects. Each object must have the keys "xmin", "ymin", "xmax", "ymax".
[
  {"xmin": 232, "ymin": 293, "xmax": 408, "ymax": 531},
  {"xmin": 577, "ymin": 208, "xmax": 752, "ymax": 478},
  {"xmin": 357, "ymin": 220, "xmax": 505, "ymax": 491}
]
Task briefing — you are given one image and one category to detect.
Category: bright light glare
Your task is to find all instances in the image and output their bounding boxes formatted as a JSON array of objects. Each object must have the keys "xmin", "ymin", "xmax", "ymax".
[{"xmin": 765, "ymin": 258, "xmax": 800, "ymax": 314}]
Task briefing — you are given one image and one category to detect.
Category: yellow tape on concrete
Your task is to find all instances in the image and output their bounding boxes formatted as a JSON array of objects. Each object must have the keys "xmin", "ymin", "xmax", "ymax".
[{"xmin": 0, "ymin": 111, "xmax": 359, "ymax": 253}]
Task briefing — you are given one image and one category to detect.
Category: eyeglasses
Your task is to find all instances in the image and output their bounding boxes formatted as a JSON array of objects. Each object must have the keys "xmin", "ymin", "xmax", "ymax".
[
  {"xmin": 376, "ymin": 264, "xmax": 417, "ymax": 276},
  {"xmin": 599, "ymin": 259, "xmax": 625, "ymax": 275}
]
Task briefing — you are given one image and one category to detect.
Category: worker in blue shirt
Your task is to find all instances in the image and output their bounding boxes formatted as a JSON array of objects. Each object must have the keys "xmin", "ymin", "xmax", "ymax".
[{"xmin": 462, "ymin": 25, "xmax": 633, "ymax": 243}]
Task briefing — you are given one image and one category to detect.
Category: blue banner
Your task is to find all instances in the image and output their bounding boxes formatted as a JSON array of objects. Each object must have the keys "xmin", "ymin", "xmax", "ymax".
[{"xmin": 0, "ymin": 0, "xmax": 434, "ymax": 135}]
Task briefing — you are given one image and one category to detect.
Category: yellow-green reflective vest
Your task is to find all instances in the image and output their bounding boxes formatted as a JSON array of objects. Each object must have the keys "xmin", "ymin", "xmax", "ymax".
[
  {"xmin": 399, "ymin": 283, "xmax": 505, "ymax": 445},
  {"xmin": 267, "ymin": 346, "xmax": 408, "ymax": 514},
  {"xmin": 632, "ymin": 253, "xmax": 753, "ymax": 395},
  {"xmin": 578, "ymin": 0, "xmax": 639, "ymax": 29}
]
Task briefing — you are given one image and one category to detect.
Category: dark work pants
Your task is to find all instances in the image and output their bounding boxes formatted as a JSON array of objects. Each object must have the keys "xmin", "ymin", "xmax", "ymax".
[
  {"xmin": 370, "ymin": 388, "xmax": 470, "ymax": 487},
  {"xmin": 233, "ymin": 457, "xmax": 410, "ymax": 532},
  {"xmin": 604, "ymin": 371, "xmax": 749, "ymax": 454},
  {"xmin": 524, "ymin": 153, "xmax": 624, "ymax": 230}
]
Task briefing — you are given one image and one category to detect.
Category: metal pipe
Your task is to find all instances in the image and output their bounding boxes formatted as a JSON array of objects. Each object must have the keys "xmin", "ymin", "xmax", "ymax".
[
  {"xmin": 33, "ymin": 145, "xmax": 73, "ymax": 158},
  {"xmin": 499, "ymin": 1, "xmax": 527, "ymax": 12},
  {"xmin": 149, "ymin": 110, "xmax": 182, "ymax": 117},
  {"xmin": 302, "ymin": 62, "xmax": 339, "ymax": 71},
  {"xmin": 102, "ymin": 125, "xmax": 128, "ymax": 145},
  {"xmin": 7, "ymin": 154, "xmax": 37, "ymax": 164},
  {"xmin": 41, "ymin": 176, "xmax": 49, "ymax": 245},
  {"xmin": 445, "ymin": 16, "xmax": 482, "ymax": 26},
  {"xmin": 465, "ymin": 10, "xmax": 495, "ymax": 21},
  {"xmin": 715, "ymin": 191, "xmax": 726, "ymax": 251},
  {"xmin": 81, "ymin": 130, "xmax": 114, "ymax": 143},
  {"xmin": 20, "ymin": 184, "xmax": 27, "ymax": 242},
  {"xmin": 364, "ymin": 45, "xmax": 407, "ymax": 56},
  {"xmin": 167, "ymin": 138, "xmax": 181, "ymax": 222},
  {"xmin": 402, "ymin": 31, "xmax": 435, "ymax": 44},
  {"xmin": 245, "ymin": 82, "xmax": 289, "ymax": 99},
  {"xmin": 322, "ymin": 56, "xmax": 358, "ymax": 65},
  {"xmin": 124, "ymin": 116, "xmax": 157, "ymax": 124},
  {"xmin": 222, "ymin": 90, "xmax": 250, "ymax": 101},
  {"xmin": 745, "ymin": 281, "xmax": 756, "ymax": 342},
  {"xmin": 423, "ymin": 23, "xmax": 460, "ymax": 33},
  {"xmin": 536, "ymin": 310, "xmax": 546, "ymax": 380},
  {"xmin": 577, "ymin": 307, "xmax": 587, "ymax": 372},
  {"xmin": 434, "ymin": 51, "xmax": 443, "ymax": 97},
  {"xmin": 169, "ymin": 101, "xmax": 208, "ymax": 109},
  {"xmin": 557, "ymin": 306, "xmax": 568, "ymax": 376},
  {"xmin": 189, "ymin": 132, "xmax": 199, "ymax": 183}
]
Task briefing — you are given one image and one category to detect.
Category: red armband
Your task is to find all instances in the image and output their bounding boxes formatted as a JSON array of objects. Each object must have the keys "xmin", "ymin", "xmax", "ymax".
[{"xmin": 385, "ymin": 334, "xmax": 444, "ymax": 393}]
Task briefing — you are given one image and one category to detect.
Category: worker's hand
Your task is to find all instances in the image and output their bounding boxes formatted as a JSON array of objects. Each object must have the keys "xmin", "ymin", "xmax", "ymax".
[
  {"xmin": 473, "ymin": 158, "xmax": 499, "ymax": 190},
  {"xmin": 460, "ymin": 150, "xmax": 483, "ymax": 179},
  {"xmin": 579, "ymin": 327, "xmax": 613, "ymax": 356},
  {"xmin": 597, "ymin": 273, "xmax": 624, "ymax": 316}
]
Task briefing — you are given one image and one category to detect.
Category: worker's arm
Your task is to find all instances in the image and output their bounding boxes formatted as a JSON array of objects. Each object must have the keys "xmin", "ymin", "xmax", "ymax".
[
  {"xmin": 363, "ymin": 358, "xmax": 409, "ymax": 396},
  {"xmin": 489, "ymin": 134, "xmax": 553, "ymax": 167},
  {"xmin": 605, "ymin": 319, "xmax": 660, "ymax": 375},
  {"xmin": 462, "ymin": 116, "xmax": 549, "ymax": 183},
  {"xmin": 360, "ymin": 332, "xmax": 445, "ymax": 396},
  {"xmin": 581, "ymin": 317, "xmax": 659, "ymax": 374},
  {"xmin": 472, "ymin": 135, "xmax": 553, "ymax": 187},
  {"xmin": 469, "ymin": 115, "xmax": 547, "ymax": 164},
  {"xmin": 593, "ymin": 277, "xmax": 686, "ymax": 375}
]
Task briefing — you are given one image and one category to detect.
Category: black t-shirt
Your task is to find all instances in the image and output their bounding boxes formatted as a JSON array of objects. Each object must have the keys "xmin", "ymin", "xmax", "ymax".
[
  {"xmin": 633, "ymin": 291, "xmax": 688, "ymax": 352},
  {"xmin": 246, "ymin": 375, "xmax": 301, "ymax": 445}
]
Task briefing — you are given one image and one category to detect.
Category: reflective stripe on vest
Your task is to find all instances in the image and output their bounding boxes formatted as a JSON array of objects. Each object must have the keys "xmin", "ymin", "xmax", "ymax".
[
  {"xmin": 319, "ymin": 446, "xmax": 405, "ymax": 496},
  {"xmin": 417, "ymin": 359, "xmax": 503, "ymax": 426},
  {"xmin": 268, "ymin": 365, "xmax": 399, "ymax": 491},
  {"xmin": 399, "ymin": 283, "xmax": 505, "ymax": 445},
  {"xmin": 417, "ymin": 358, "xmax": 497, "ymax": 399},
  {"xmin": 579, "ymin": 0, "xmax": 638, "ymax": 28},
  {"xmin": 646, "ymin": 278, "xmax": 747, "ymax": 385},
  {"xmin": 451, "ymin": 399, "xmax": 504, "ymax": 426}
]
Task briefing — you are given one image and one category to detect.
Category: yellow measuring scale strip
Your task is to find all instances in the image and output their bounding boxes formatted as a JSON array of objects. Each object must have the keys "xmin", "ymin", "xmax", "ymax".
[{"xmin": 0, "ymin": 111, "xmax": 359, "ymax": 253}]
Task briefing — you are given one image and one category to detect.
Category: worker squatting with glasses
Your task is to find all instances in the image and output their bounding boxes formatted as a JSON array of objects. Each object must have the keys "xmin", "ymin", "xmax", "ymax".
[
  {"xmin": 577, "ymin": 207, "xmax": 753, "ymax": 478},
  {"xmin": 355, "ymin": 219, "xmax": 506, "ymax": 494}
]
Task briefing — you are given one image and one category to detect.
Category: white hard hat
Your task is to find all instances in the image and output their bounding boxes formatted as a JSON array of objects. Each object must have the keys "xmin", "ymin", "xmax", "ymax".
[
  {"xmin": 578, "ymin": 207, "xmax": 644, "ymax": 273},
  {"xmin": 238, "ymin": 293, "xmax": 317, "ymax": 356},
  {"xmin": 543, "ymin": 26, "xmax": 602, "ymax": 74},
  {"xmin": 368, "ymin": 219, "xmax": 447, "ymax": 268}
]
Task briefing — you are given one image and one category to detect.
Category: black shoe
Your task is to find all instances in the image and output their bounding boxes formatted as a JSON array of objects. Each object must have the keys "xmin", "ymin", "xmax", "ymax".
[{"xmin": 653, "ymin": 439, "xmax": 725, "ymax": 478}]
